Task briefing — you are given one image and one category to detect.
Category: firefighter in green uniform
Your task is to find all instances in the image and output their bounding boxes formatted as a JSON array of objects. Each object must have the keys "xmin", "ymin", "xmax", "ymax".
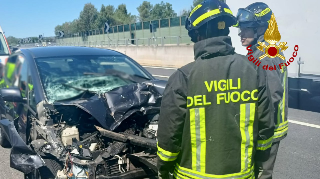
[
  {"xmin": 235, "ymin": 3, "xmax": 288, "ymax": 178},
  {"xmin": 157, "ymin": 0, "xmax": 275, "ymax": 178}
]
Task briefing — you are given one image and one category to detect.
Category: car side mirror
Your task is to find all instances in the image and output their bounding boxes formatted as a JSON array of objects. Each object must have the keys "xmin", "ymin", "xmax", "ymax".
[{"xmin": 0, "ymin": 87, "xmax": 26, "ymax": 103}]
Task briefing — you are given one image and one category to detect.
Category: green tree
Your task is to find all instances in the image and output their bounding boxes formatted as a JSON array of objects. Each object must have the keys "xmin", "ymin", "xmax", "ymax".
[
  {"xmin": 150, "ymin": 1, "xmax": 177, "ymax": 20},
  {"xmin": 6, "ymin": 36, "xmax": 19, "ymax": 45},
  {"xmin": 78, "ymin": 3, "xmax": 99, "ymax": 32},
  {"xmin": 192, "ymin": 0, "xmax": 226, "ymax": 8},
  {"xmin": 54, "ymin": 25, "xmax": 63, "ymax": 35},
  {"xmin": 192, "ymin": 0, "xmax": 203, "ymax": 8},
  {"xmin": 95, "ymin": 5, "xmax": 117, "ymax": 29},
  {"xmin": 114, "ymin": 4, "xmax": 135, "ymax": 25},
  {"xmin": 180, "ymin": 9, "xmax": 191, "ymax": 16},
  {"xmin": 137, "ymin": 1, "xmax": 153, "ymax": 22},
  {"xmin": 69, "ymin": 19, "xmax": 79, "ymax": 34}
]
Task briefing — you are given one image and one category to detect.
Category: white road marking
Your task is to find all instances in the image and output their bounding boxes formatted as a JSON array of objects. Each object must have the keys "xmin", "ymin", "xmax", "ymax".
[
  {"xmin": 143, "ymin": 66, "xmax": 177, "ymax": 70},
  {"xmin": 152, "ymin": 74, "xmax": 170, "ymax": 78},
  {"xmin": 289, "ymin": 120, "xmax": 320, "ymax": 129}
]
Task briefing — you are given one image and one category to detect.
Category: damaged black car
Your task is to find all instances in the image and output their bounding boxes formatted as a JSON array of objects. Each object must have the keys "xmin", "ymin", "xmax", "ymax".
[{"xmin": 0, "ymin": 47, "xmax": 167, "ymax": 179}]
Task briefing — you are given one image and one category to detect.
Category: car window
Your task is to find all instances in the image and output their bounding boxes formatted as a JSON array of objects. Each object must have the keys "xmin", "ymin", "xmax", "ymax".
[
  {"xmin": 35, "ymin": 55, "xmax": 151, "ymax": 103},
  {"xmin": 13, "ymin": 55, "xmax": 28, "ymax": 98},
  {"xmin": 0, "ymin": 33, "xmax": 10, "ymax": 55},
  {"xmin": 4, "ymin": 55, "xmax": 18, "ymax": 86},
  {"xmin": 28, "ymin": 67, "xmax": 36, "ymax": 110}
]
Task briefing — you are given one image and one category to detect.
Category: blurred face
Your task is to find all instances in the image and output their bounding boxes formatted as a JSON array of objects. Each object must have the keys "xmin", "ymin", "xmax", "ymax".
[{"xmin": 238, "ymin": 27, "xmax": 255, "ymax": 46}]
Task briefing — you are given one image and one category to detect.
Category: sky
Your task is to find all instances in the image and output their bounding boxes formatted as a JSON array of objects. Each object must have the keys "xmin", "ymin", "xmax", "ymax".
[{"xmin": 0, "ymin": 0, "xmax": 193, "ymax": 38}]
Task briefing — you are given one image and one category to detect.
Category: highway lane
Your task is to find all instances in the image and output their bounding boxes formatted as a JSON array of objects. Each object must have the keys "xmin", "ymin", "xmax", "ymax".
[{"xmin": 143, "ymin": 66, "xmax": 174, "ymax": 81}]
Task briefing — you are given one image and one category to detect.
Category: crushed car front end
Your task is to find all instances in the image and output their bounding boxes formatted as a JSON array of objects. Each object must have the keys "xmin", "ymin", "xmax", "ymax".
[{"xmin": 0, "ymin": 49, "xmax": 167, "ymax": 179}]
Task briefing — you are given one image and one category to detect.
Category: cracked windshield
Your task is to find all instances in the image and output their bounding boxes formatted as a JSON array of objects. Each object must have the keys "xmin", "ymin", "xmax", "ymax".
[{"xmin": 36, "ymin": 55, "xmax": 150, "ymax": 102}]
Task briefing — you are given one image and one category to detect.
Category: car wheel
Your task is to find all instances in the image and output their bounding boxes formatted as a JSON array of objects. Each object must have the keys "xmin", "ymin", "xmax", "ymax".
[
  {"xmin": 24, "ymin": 169, "xmax": 41, "ymax": 179},
  {"xmin": 0, "ymin": 127, "xmax": 11, "ymax": 148}
]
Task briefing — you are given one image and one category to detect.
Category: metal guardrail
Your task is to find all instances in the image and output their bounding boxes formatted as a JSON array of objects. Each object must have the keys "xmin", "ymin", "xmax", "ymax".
[
  {"xmin": 56, "ymin": 35, "xmax": 192, "ymax": 47},
  {"xmin": 18, "ymin": 36, "xmax": 192, "ymax": 48}
]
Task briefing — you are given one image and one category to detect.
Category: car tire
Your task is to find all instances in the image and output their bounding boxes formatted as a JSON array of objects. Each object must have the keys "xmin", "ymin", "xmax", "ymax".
[{"xmin": 0, "ymin": 127, "xmax": 11, "ymax": 148}]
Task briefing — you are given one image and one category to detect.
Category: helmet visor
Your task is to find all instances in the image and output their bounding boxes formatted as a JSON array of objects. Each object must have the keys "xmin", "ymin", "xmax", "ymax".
[{"xmin": 236, "ymin": 8, "xmax": 256, "ymax": 23}]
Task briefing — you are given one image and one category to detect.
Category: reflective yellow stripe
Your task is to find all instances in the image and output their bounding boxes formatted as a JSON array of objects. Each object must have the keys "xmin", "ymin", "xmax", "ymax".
[
  {"xmin": 255, "ymin": 8, "xmax": 271, "ymax": 17},
  {"xmin": 157, "ymin": 143, "xmax": 180, "ymax": 157},
  {"xmin": 224, "ymin": 8, "xmax": 233, "ymax": 15},
  {"xmin": 199, "ymin": 108, "xmax": 206, "ymax": 173},
  {"xmin": 157, "ymin": 151, "xmax": 178, "ymax": 161},
  {"xmin": 233, "ymin": 22, "xmax": 239, "ymax": 27},
  {"xmin": 190, "ymin": 108, "xmax": 197, "ymax": 170},
  {"xmin": 257, "ymin": 136, "xmax": 273, "ymax": 151},
  {"xmin": 175, "ymin": 163, "xmax": 254, "ymax": 178},
  {"xmin": 240, "ymin": 104, "xmax": 246, "ymax": 171},
  {"xmin": 240, "ymin": 103, "xmax": 255, "ymax": 171},
  {"xmin": 275, "ymin": 121, "xmax": 288, "ymax": 132},
  {"xmin": 248, "ymin": 103, "xmax": 255, "ymax": 169},
  {"xmin": 190, "ymin": 4, "xmax": 202, "ymax": 17},
  {"xmin": 193, "ymin": 9, "xmax": 220, "ymax": 27},
  {"xmin": 190, "ymin": 108, "xmax": 206, "ymax": 172},
  {"xmin": 282, "ymin": 70, "xmax": 287, "ymax": 122},
  {"xmin": 274, "ymin": 126, "xmax": 288, "ymax": 139},
  {"xmin": 278, "ymin": 70, "xmax": 287, "ymax": 126},
  {"xmin": 157, "ymin": 143, "xmax": 179, "ymax": 162},
  {"xmin": 174, "ymin": 170, "xmax": 189, "ymax": 179}
]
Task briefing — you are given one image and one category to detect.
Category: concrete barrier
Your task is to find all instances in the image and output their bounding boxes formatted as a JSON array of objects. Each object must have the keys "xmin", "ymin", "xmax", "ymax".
[{"xmin": 105, "ymin": 45, "xmax": 195, "ymax": 68}]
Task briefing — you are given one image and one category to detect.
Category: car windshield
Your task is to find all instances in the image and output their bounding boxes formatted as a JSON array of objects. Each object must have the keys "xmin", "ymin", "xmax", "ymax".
[
  {"xmin": 0, "ymin": 33, "xmax": 10, "ymax": 56},
  {"xmin": 35, "ymin": 55, "xmax": 151, "ymax": 103}
]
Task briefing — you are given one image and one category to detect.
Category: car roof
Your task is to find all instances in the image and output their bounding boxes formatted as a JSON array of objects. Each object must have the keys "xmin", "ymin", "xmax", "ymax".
[{"xmin": 20, "ymin": 46, "xmax": 123, "ymax": 59}]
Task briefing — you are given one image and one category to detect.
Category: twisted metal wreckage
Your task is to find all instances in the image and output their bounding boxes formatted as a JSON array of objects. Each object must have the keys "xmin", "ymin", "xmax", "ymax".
[{"xmin": 0, "ymin": 80, "xmax": 166, "ymax": 179}]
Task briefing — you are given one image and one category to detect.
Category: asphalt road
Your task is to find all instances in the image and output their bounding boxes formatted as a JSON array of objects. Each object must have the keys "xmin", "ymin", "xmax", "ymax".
[{"xmin": 0, "ymin": 66, "xmax": 319, "ymax": 179}]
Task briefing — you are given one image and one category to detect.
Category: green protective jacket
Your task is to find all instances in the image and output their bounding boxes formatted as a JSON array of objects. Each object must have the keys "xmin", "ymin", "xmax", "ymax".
[
  {"xmin": 157, "ymin": 36, "xmax": 274, "ymax": 179},
  {"xmin": 249, "ymin": 35, "xmax": 288, "ymax": 143}
]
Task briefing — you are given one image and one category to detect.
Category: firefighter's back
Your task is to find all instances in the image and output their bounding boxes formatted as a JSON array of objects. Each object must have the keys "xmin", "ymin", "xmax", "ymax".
[{"xmin": 176, "ymin": 53, "xmax": 260, "ymax": 178}]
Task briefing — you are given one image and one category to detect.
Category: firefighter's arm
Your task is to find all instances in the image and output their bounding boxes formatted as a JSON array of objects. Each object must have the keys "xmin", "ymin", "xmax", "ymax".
[
  {"xmin": 255, "ymin": 67, "xmax": 275, "ymax": 161},
  {"xmin": 157, "ymin": 70, "xmax": 187, "ymax": 178}
]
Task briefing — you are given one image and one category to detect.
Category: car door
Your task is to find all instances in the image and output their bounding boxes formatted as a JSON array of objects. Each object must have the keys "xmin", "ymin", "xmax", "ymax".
[
  {"xmin": 11, "ymin": 55, "xmax": 32, "ymax": 143},
  {"xmin": 3, "ymin": 54, "xmax": 19, "ymax": 120}
]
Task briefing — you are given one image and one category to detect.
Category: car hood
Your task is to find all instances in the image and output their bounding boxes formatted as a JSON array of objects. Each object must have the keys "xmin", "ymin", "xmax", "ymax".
[{"xmin": 52, "ymin": 80, "xmax": 166, "ymax": 131}]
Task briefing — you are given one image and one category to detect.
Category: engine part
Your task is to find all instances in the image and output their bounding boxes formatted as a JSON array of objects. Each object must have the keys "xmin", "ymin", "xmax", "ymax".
[
  {"xmin": 61, "ymin": 126, "xmax": 79, "ymax": 146},
  {"xmin": 71, "ymin": 164, "xmax": 90, "ymax": 179},
  {"xmin": 114, "ymin": 155, "xmax": 126, "ymax": 173},
  {"xmin": 56, "ymin": 170, "xmax": 67, "ymax": 179},
  {"xmin": 89, "ymin": 143, "xmax": 97, "ymax": 152},
  {"xmin": 95, "ymin": 126, "xmax": 157, "ymax": 150},
  {"xmin": 148, "ymin": 121, "xmax": 158, "ymax": 131},
  {"xmin": 127, "ymin": 153, "xmax": 158, "ymax": 173}
]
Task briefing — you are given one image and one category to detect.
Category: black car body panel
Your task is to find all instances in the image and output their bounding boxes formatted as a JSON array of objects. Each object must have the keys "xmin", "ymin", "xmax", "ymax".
[
  {"xmin": 0, "ymin": 46, "xmax": 167, "ymax": 178},
  {"xmin": 0, "ymin": 119, "xmax": 44, "ymax": 173}
]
